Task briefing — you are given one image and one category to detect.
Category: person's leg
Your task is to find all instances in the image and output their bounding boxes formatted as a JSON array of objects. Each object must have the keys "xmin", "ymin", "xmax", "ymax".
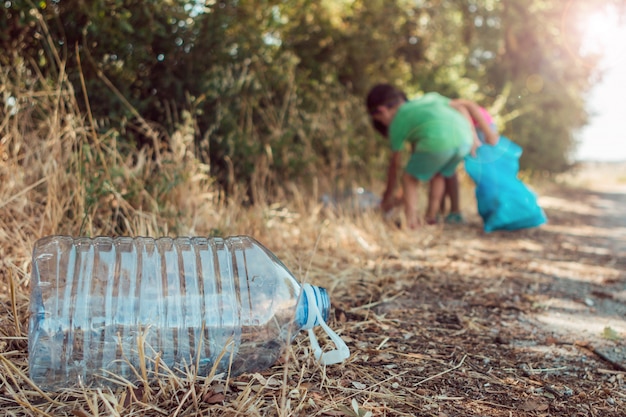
[
  {"xmin": 439, "ymin": 143, "xmax": 473, "ymax": 224},
  {"xmin": 405, "ymin": 150, "xmax": 454, "ymax": 227},
  {"xmin": 439, "ymin": 178, "xmax": 450, "ymax": 215},
  {"xmin": 402, "ymin": 172, "xmax": 420, "ymax": 229},
  {"xmin": 444, "ymin": 173, "xmax": 460, "ymax": 214},
  {"xmin": 443, "ymin": 173, "xmax": 465, "ymax": 224},
  {"xmin": 425, "ymin": 173, "xmax": 446, "ymax": 222},
  {"xmin": 405, "ymin": 150, "xmax": 456, "ymax": 223}
]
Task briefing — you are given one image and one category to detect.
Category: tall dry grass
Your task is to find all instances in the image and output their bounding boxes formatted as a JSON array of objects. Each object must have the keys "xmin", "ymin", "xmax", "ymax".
[
  {"xmin": 0, "ymin": 42, "xmax": 428, "ymax": 415},
  {"xmin": 0, "ymin": 20, "xmax": 487, "ymax": 413}
]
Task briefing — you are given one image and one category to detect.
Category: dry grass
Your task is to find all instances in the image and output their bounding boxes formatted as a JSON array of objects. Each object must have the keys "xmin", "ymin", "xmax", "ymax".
[
  {"xmin": 0, "ymin": 48, "xmax": 420, "ymax": 417},
  {"xmin": 2, "ymin": 54, "xmax": 626, "ymax": 416}
]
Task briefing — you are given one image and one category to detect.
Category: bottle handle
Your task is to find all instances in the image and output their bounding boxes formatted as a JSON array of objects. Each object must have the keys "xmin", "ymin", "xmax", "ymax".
[{"xmin": 302, "ymin": 284, "xmax": 350, "ymax": 365}]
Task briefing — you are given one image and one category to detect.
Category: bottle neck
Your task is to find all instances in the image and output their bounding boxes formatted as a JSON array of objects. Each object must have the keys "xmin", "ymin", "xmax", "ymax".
[
  {"xmin": 299, "ymin": 284, "xmax": 329, "ymax": 328},
  {"xmin": 299, "ymin": 284, "xmax": 350, "ymax": 366}
]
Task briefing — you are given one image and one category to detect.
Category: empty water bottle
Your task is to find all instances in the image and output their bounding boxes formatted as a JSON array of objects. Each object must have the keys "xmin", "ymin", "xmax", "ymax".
[{"xmin": 29, "ymin": 235, "xmax": 349, "ymax": 391}]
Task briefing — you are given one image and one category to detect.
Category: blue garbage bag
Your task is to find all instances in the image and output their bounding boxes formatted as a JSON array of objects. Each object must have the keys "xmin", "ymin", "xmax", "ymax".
[{"xmin": 464, "ymin": 136, "xmax": 547, "ymax": 232}]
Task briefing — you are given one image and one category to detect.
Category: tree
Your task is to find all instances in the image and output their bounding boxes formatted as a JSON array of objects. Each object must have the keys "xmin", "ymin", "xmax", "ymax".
[
  {"xmin": 440, "ymin": 0, "xmax": 610, "ymax": 171},
  {"xmin": 3, "ymin": 0, "xmax": 622, "ymax": 197}
]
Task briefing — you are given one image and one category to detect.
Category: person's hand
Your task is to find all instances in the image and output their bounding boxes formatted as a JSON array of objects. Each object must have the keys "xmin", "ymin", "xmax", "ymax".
[
  {"xmin": 485, "ymin": 129, "xmax": 499, "ymax": 146},
  {"xmin": 380, "ymin": 198, "xmax": 395, "ymax": 213},
  {"xmin": 380, "ymin": 193, "xmax": 402, "ymax": 213},
  {"xmin": 470, "ymin": 142, "xmax": 478, "ymax": 157}
]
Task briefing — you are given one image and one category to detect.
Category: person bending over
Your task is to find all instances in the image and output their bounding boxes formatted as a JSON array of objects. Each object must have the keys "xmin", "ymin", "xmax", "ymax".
[{"xmin": 366, "ymin": 83, "xmax": 496, "ymax": 229}]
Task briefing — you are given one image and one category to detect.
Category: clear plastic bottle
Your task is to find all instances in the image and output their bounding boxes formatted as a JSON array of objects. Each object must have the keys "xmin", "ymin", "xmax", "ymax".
[{"xmin": 29, "ymin": 235, "xmax": 349, "ymax": 391}]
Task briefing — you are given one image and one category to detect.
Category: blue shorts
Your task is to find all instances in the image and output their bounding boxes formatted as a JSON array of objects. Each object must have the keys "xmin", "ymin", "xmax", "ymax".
[{"xmin": 405, "ymin": 143, "xmax": 472, "ymax": 181}]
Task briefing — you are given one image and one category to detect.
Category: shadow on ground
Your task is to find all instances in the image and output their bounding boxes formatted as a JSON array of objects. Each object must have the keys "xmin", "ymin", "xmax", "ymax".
[{"xmin": 331, "ymin": 175, "xmax": 626, "ymax": 416}]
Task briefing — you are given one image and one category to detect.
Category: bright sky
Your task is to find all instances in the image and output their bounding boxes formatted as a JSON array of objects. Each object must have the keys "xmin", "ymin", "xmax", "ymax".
[{"xmin": 576, "ymin": 8, "xmax": 626, "ymax": 162}]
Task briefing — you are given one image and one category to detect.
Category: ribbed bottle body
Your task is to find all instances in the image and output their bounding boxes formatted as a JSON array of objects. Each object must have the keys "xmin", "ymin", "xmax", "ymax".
[{"xmin": 29, "ymin": 236, "xmax": 304, "ymax": 390}]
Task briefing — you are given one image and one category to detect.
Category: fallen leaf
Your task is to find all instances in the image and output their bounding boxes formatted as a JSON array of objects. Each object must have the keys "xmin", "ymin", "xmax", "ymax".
[
  {"xmin": 203, "ymin": 392, "xmax": 225, "ymax": 404},
  {"xmin": 352, "ymin": 381, "xmax": 367, "ymax": 390},
  {"xmin": 520, "ymin": 400, "xmax": 549, "ymax": 411}
]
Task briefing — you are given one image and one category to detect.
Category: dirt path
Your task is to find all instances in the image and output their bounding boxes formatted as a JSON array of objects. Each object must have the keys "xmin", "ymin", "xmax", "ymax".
[
  {"xmin": 532, "ymin": 179, "xmax": 626, "ymax": 369},
  {"xmin": 329, "ymin": 166, "xmax": 626, "ymax": 415},
  {"xmin": 3, "ymin": 164, "xmax": 623, "ymax": 416}
]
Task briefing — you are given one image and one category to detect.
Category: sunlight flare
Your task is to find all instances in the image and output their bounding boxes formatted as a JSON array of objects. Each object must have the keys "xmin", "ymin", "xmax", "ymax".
[{"xmin": 580, "ymin": 5, "xmax": 626, "ymax": 66}]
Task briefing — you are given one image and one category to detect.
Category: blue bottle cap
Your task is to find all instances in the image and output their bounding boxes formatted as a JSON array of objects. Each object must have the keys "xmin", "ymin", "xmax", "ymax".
[{"xmin": 300, "ymin": 284, "xmax": 350, "ymax": 366}]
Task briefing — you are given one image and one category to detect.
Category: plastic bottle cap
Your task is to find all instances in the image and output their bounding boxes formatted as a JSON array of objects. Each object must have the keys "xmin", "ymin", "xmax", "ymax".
[{"xmin": 301, "ymin": 284, "xmax": 350, "ymax": 365}]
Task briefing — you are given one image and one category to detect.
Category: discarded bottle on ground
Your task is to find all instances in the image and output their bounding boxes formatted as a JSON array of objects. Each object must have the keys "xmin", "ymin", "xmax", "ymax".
[{"xmin": 29, "ymin": 235, "xmax": 349, "ymax": 391}]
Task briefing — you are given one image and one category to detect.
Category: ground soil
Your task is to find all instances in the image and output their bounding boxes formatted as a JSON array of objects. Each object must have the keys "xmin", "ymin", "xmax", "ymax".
[
  {"xmin": 321, "ymin": 164, "xmax": 626, "ymax": 416},
  {"xmin": 2, "ymin": 165, "xmax": 625, "ymax": 417}
]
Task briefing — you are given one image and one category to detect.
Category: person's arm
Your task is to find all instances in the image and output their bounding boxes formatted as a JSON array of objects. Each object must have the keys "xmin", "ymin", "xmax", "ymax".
[
  {"xmin": 449, "ymin": 99, "xmax": 499, "ymax": 145},
  {"xmin": 381, "ymin": 151, "xmax": 401, "ymax": 212},
  {"xmin": 448, "ymin": 101, "xmax": 481, "ymax": 155}
]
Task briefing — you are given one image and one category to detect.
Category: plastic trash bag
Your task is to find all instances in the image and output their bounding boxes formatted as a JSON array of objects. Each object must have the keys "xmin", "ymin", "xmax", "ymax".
[{"xmin": 464, "ymin": 136, "xmax": 547, "ymax": 232}]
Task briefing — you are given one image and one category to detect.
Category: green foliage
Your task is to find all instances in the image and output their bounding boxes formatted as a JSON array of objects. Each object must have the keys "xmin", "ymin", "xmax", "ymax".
[
  {"xmin": 474, "ymin": 0, "xmax": 599, "ymax": 172},
  {"xmin": 602, "ymin": 326, "xmax": 622, "ymax": 341},
  {"xmin": 3, "ymin": 0, "xmax": 624, "ymax": 202}
]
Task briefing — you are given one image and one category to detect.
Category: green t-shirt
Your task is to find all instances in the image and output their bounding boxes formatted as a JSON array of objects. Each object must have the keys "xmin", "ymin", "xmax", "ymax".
[{"xmin": 388, "ymin": 93, "xmax": 474, "ymax": 153}]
